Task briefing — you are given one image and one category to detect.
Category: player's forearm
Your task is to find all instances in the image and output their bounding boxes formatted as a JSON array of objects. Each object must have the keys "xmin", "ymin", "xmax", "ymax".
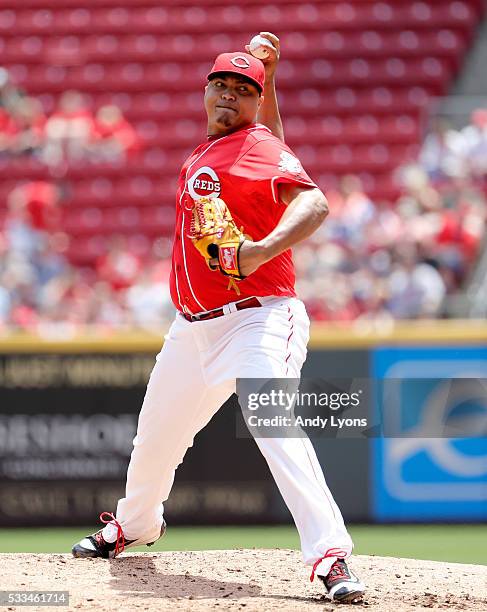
[
  {"xmin": 257, "ymin": 77, "xmax": 284, "ymax": 142},
  {"xmin": 258, "ymin": 189, "xmax": 328, "ymax": 262}
]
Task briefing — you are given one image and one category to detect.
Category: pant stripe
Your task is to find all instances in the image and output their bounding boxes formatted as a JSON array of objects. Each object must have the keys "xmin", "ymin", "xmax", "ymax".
[{"xmin": 284, "ymin": 306, "xmax": 294, "ymax": 375}]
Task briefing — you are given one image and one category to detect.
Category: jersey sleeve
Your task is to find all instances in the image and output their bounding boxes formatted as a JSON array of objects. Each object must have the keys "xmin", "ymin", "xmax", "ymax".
[{"xmin": 231, "ymin": 136, "xmax": 317, "ymax": 205}]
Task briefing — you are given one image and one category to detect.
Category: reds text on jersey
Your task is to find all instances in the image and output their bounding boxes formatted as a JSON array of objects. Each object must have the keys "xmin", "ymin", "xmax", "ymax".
[{"xmin": 170, "ymin": 124, "xmax": 317, "ymax": 314}]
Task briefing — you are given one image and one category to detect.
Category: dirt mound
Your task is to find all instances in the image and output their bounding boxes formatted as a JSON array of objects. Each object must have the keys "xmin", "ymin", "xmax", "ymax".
[{"xmin": 1, "ymin": 550, "xmax": 486, "ymax": 611}]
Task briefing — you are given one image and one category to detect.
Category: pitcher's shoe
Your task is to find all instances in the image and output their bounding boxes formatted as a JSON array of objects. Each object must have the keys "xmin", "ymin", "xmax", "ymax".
[
  {"xmin": 72, "ymin": 512, "xmax": 166, "ymax": 559},
  {"xmin": 319, "ymin": 558, "xmax": 365, "ymax": 604}
]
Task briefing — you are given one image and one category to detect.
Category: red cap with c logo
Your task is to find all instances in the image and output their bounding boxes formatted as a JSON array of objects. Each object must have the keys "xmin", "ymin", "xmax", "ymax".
[{"xmin": 207, "ymin": 52, "xmax": 265, "ymax": 93}]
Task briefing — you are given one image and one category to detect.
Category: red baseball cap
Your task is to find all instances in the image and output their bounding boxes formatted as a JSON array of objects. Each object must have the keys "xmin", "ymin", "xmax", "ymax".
[{"xmin": 207, "ymin": 52, "xmax": 265, "ymax": 93}]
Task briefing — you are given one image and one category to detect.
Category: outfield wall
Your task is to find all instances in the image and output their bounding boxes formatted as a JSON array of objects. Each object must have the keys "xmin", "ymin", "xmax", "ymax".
[{"xmin": 0, "ymin": 321, "xmax": 486, "ymax": 527}]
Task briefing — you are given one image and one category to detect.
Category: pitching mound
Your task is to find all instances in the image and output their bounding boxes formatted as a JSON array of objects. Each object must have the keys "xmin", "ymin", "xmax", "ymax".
[{"xmin": 2, "ymin": 550, "xmax": 486, "ymax": 611}]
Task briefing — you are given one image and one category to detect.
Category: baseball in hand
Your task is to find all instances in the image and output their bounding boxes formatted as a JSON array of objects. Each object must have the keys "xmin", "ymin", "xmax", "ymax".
[{"xmin": 248, "ymin": 35, "xmax": 274, "ymax": 60}]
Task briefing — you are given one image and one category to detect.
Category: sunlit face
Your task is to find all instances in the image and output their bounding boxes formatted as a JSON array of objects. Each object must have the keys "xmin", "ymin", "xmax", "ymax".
[{"xmin": 204, "ymin": 73, "xmax": 263, "ymax": 136}]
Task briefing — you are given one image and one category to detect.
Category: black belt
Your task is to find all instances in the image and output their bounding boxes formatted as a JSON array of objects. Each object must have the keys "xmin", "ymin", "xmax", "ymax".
[{"xmin": 182, "ymin": 297, "xmax": 261, "ymax": 322}]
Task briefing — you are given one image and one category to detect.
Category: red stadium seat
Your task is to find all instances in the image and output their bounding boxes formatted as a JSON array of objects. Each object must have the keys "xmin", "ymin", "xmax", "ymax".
[
  {"xmin": 66, "ymin": 235, "xmax": 106, "ymax": 265},
  {"xmin": 102, "ymin": 207, "xmax": 141, "ymax": 233},
  {"xmin": 140, "ymin": 206, "xmax": 175, "ymax": 236},
  {"xmin": 0, "ymin": 0, "xmax": 481, "ymax": 253}
]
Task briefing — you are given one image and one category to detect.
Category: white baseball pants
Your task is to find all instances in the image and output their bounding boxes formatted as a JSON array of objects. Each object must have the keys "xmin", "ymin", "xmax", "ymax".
[{"xmin": 107, "ymin": 296, "xmax": 353, "ymax": 576}]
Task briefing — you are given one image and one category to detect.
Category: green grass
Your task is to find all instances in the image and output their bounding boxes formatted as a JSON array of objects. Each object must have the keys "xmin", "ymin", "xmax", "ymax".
[{"xmin": 0, "ymin": 525, "xmax": 486, "ymax": 565}]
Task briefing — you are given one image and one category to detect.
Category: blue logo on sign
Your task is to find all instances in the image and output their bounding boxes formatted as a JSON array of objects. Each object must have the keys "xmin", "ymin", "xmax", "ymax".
[{"xmin": 372, "ymin": 347, "xmax": 487, "ymax": 521}]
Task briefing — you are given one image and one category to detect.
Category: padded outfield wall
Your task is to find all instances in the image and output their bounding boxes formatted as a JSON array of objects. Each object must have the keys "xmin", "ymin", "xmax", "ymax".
[{"xmin": 0, "ymin": 321, "xmax": 485, "ymax": 527}]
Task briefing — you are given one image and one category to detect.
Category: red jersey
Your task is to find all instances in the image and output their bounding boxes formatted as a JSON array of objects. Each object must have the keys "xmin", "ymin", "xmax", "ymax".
[
  {"xmin": 170, "ymin": 123, "xmax": 316, "ymax": 314},
  {"xmin": 23, "ymin": 181, "xmax": 60, "ymax": 231}
]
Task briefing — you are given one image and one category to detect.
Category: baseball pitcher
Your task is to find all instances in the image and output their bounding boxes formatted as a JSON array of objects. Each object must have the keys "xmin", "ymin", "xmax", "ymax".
[{"xmin": 72, "ymin": 32, "xmax": 365, "ymax": 604}]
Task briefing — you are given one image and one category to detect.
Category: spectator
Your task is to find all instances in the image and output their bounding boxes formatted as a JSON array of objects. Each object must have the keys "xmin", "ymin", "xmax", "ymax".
[
  {"xmin": 0, "ymin": 66, "xmax": 29, "ymax": 155},
  {"xmin": 467, "ymin": 108, "xmax": 487, "ymax": 178},
  {"xmin": 8, "ymin": 97, "xmax": 46, "ymax": 156},
  {"xmin": 95, "ymin": 235, "xmax": 141, "ymax": 291},
  {"xmin": 8, "ymin": 181, "xmax": 64, "ymax": 232},
  {"xmin": 93, "ymin": 105, "xmax": 140, "ymax": 160},
  {"xmin": 0, "ymin": 105, "xmax": 17, "ymax": 155},
  {"xmin": 419, "ymin": 117, "xmax": 456, "ymax": 180},
  {"xmin": 125, "ymin": 268, "xmax": 173, "ymax": 330},
  {"xmin": 5, "ymin": 181, "xmax": 66, "ymax": 260},
  {"xmin": 0, "ymin": 67, "xmax": 25, "ymax": 112},
  {"xmin": 420, "ymin": 109, "xmax": 487, "ymax": 181},
  {"xmin": 43, "ymin": 90, "xmax": 95, "ymax": 165},
  {"xmin": 0, "ymin": 72, "xmax": 140, "ymax": 165},
  {"xmin": 386, "ymin": 245, "xmax": 447, "ymax": 318}
]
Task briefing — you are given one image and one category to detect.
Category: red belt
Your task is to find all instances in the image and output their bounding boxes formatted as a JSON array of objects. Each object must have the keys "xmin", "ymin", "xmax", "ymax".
[{"xmin": 182, "ymin": 297, "xmax": 261, "ymax": 322}]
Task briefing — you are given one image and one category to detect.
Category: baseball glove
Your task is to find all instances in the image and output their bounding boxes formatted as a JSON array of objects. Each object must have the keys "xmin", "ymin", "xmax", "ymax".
[{"xmin": 188, "ymin": 196, "xmax": 248, "ymax": 292}]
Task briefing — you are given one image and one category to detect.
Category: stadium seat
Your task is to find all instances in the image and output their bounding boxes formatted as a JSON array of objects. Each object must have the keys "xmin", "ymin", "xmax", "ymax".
[{"xmin": 0, "ymin": 0, "xmax": 482, "ymax": 254}]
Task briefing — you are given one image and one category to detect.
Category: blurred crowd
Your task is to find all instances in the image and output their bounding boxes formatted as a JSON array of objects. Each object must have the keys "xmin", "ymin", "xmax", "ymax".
[
  {"xmin": 0, "ymin": 67, "xmax": 139, "ymax": 165},
  {"xmin": 0, "ymin": 62, "xmax": 486, "ymax": 330},
  {"xmin": 294, "ymin": 108, "xmax": 487, "ymax": 323},
  {"xmin": 1, "ymin": 167, "xmax": 485, "ymax": 332},
  {"xmin": 420, "ymin": 110, "xmax": 487, "ymax": 181},
  {"xmin": 295, "ymin": 170, "xmax": 485, "ymax": 322},
  {"xmin": 0, "ymin": 187, "xmax": 174, "ymax": 333}
]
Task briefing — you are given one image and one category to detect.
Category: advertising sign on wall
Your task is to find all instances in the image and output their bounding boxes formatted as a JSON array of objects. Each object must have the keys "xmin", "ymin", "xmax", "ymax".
[
  {"xmin": 0, "ymin": 348, "xmax": 370, "ymax": 526},
  {"xmin": 371, "ymin": 347, "xmax": 487, "ymax": 521}
]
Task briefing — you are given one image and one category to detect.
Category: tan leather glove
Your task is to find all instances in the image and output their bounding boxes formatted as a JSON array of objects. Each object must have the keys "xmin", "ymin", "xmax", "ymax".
[{"xmin": 188, "ymin": 197, "xmax": 249, "ymax": 286}]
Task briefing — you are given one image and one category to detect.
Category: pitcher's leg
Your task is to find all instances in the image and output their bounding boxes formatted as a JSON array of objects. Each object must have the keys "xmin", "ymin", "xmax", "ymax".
[
  {"xmin": 114, "ymin": 318, "xmax": 233, "ymax": 544},
  {"xmin": 234, "ymin": 298, "xmax": 354, "ymax": 576},
  {"xmin": 254, "ymin": 435, "xmax": 353, "ymax": 574}
]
